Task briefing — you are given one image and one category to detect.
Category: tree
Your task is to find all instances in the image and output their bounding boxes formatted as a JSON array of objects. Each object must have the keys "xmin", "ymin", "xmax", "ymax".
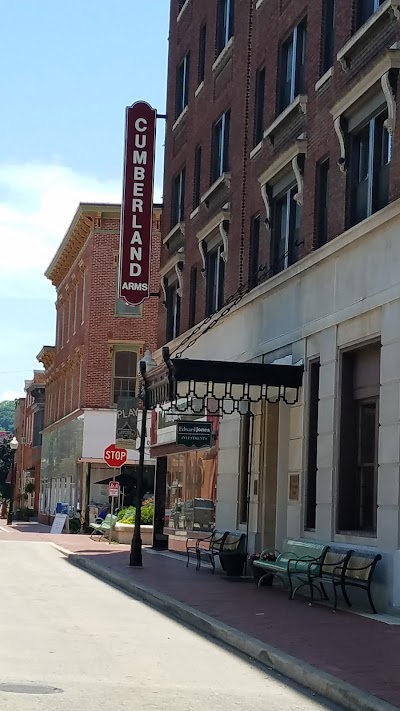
[
  {"xmin": 0, "ymin": 436, "xmax": 12, "ymax": 499},
  {"xmin": 0, "ymin": 401, "xmax": 15, "ymax": 433}
]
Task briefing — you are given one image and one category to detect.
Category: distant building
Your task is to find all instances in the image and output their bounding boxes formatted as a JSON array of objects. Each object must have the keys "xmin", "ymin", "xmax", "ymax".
[{"xmin": 37, "ymin": 202, "xmax": 161, "ymax": 524}]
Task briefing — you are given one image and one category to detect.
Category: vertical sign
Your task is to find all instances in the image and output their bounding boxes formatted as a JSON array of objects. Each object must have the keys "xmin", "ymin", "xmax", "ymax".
[
  {"xmin": 116, "ymin": 396, "xmax": 139, "ymax": 449},
  {"xmin": 119, "ymin": 101, "xmax": 157, "ymax": 306}
]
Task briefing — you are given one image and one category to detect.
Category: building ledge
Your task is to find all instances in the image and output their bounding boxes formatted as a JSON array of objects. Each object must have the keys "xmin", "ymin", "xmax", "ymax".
[
  {"xmin": 201, "ymin": 172, "xmax": 231, "ymax": 208},
  {"xmin": 315, "ymin": 66, "xmax": 334, "ymax": 92},
  {"xmin": 255, "ymin": 0, "xmax": 266, "ymax": 8},
  {"xmin": 196, "ymin": 207, "xmax": 230, "ymax": 271},
  {"xmin": 190, "ymin": 206, "xmax": 200, "ymax": 220},
  {"xmin": 212, "ymin": 37, "xmax": 234, "ymax": 78},
  {"xmin": 163, "ymin": 221, "xmax": 185, "ymax": 247},
  {"xmin": 258, "ymin": 136, "xmax": 307, "ymax": 188},
  {"xmin": 264, "ymin": 95, "xmax": 307, "ymax": 143},
  {"xmin": 172, "ymin": 105, "xmax": 188, "ymax": 133},
  {"xmin": 337, "ymin": 0, "xmax": 400, "ymax": 71},
  {"xmin": 177, "ymin": 0, "xmax": 190, "ymax": 22},
  {"xmin": 160, "ymin": 251, "xmax": 185, "ymax": 300},
  {"xmin": 195, "ymin": 81, "xmax": 204, "ymax": 97},
  {"xmin": 250, "ymin": 140, "xmax": 263, "ymax": 160}
]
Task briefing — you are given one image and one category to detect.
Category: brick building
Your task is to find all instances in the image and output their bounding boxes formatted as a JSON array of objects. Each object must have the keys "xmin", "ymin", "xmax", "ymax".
[
  {"xmin": 11, "ymin": 370, "xmax": 45, "ymax": 513},
  {"xmin": 149, "ymin": 0, "xmax": 400, "ymax": 608},
  {"xmin": 37, "ymin": 202, "xmax": 161, "ymax": 524}
]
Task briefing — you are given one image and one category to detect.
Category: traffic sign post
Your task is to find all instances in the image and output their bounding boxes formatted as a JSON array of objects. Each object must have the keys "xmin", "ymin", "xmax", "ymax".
[{"xmin": 104, "ymin": 445, "xmax": 127, "ymax": 544}]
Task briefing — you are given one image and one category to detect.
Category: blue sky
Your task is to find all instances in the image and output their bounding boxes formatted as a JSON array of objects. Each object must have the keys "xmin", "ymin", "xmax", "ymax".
[{"xmin": 0, "ymin": 0, "xmax": 169, "ymax": 402}]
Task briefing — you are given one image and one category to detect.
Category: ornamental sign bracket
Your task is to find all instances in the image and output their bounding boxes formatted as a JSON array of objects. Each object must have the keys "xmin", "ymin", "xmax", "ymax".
[{"xmin": 119, "ymin": 101, "xmax": 157, "ymax": 307}]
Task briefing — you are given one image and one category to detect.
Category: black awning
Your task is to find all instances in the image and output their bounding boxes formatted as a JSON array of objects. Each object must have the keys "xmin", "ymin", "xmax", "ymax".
[{"xmin": 144, "ymin": 347, "xmax": 304, "ymax": 414}]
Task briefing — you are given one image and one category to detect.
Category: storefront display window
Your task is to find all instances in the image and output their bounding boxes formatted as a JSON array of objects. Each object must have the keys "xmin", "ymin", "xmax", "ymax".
[{"xmin": 165, "ymin": 448, "xmax": 217, "ymax": 534}]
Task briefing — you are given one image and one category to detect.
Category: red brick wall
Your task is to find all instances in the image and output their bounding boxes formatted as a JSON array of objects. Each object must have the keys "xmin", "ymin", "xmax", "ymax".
[
  {"xmin": 44, "ymin": 208, "xmax": 161, "ymax": 424},
  {"xmin": 158, "ymin": 0, "xmax": 400, "ymax": 347}
]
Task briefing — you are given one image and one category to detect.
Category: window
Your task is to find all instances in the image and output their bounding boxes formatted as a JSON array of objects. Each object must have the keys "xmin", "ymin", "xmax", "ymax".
[
  {"xmin": 338, "ymin": 344, "xmax": 380, "ymax": 534},
  {"xmin": 272, "ymin": 186, "xmax": 301, "ymax": 273},
  {"xmin": 176, "ymin": 53, "xmax": 190, "ymax": 118},
  {"xmin": 166, "ymin": 283, "xmax": 181, "ymax": 342},
  {"xmin": 349, "ymin": 109, "xmax": 391, "ymax": 227},
  {"xmin": 321, "ymin": 0, "xmax": 335, "ymax": 74},
  {"xmin": 67, "ymin": 293, "xmax": 72, "ymax": 341},
  {"xmin": 279, "ymin": 20, "xmax": 307, "ymax": 112},
  {"xmin": 356, "ymin": 0, "xmax": 384, "ymax": 29},
  {"xmin": 212, "ymin": 110, "xmax": 231, "ymax": 183},
  {"xmin": 73, "ymin": 285, "xmax": 78, "ymax": 334},
  {"xmin": 249, "ymin": 214, "xmax": 260, "ymax": 289},
  {"xmin": 171, "ymin": 168, "xmax": 186, "ymax": 227},
  {"xmin": 206, "ymin": 244, "xmax": 225, "ymax": 315},
  {"xmin": 188, "ymin": 266, "xmax": 198, "ymax": 327},
  {"xmin": 81, "ymin": 269, "xmax": 86, "ymax": 324},
  {"xmin": 112, "ymin": 351, "xmax": 137, "ymax": 405},
  {"xmin": 239, "ymin": 412, "xmax": 251, "ymax": 524},
  {"xmin": 198, "ymin": 23, "xmax": 207, "ymax": 85},
  {"xmin": 61, "ymin": 305, "xmax": 65, "ymax": 348},
  {"xmin": 216, "ymin": 0, "xmax": 234, "ymax": 56},
  {"xmin": 305, "ymin": 360, "xmax": 320, "ymax": 530},
  {"xmin": 178, "ymin": 0, "xmax": 186, "ymax": 9},
  {"xmin": 193, "ymin": 146, "xmax": 202, "ymax": 210},
  {"xmin": 315, "ymin": 158, "xmax": 329, "ymax": 247},
  {"xmin": 254, "ymin": 67, "xmax": 265, "ymax": 146}
]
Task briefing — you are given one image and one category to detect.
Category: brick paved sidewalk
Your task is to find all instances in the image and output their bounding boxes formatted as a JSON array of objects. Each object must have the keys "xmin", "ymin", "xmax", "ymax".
[{"xmin": 1, "ymin": 523, "xmax": 399, "ymax": 708}]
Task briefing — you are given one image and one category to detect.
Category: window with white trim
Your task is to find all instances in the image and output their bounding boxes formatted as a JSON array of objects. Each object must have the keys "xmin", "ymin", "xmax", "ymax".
[
  {"xmin": 356, "ymin": 0, "xmax": 384, "ymax": 30},
  {"xmin": 176, "ymin": 53, "xmax": 190, "ymax": 119},
  {"xmin": 212, "ymin": 110, "xmax": 231, "ymax": 183},
  {"xmin": 112, "ymin": 350, "xmax": 137, "ymax": 405},
  {"xmin": 166, "ymin": 282, "xmax": 181, "ymax": 342},
  {"xmin": 272, "ymin": 185, "xmax": 301, "ymax": 273},
  {"xmin": 171, "ymin": 168, "xmax": 186, "ymax": 228},
  {"xmin": 321, "ymin": 0, "xmax": 335, "ymax": 74},
  {"xmin": 349, "ymin": 108, "xmax": 391, "ymax": 227},
  {"xmin": 206, "ymin": 244, "xmax": 225, "ymax": 315},
  {"xmin": 216, "ymin": 0, "xmax": 234, "ymax": 56},
  {"xmin": 279, "ymin": 19, "xmax": 307, "ymax": 112}
]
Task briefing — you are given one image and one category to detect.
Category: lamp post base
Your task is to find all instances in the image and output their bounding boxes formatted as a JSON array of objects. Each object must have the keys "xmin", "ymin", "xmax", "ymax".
[
  {"xmin": 6, "ymin": 512, "xmax": 12, "ymax": 526},
  {"xmin": 129, "ymin": 536, "xmax": 143, "ymax": 567}
]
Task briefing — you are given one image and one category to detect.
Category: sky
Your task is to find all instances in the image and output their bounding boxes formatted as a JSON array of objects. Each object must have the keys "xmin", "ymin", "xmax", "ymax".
[{"xmin": 0, "ymin": 0, "xmax": 169, "ymax": 402}]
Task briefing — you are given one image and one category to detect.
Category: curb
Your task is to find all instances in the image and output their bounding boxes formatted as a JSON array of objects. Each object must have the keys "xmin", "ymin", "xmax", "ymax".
[{"xmin": 53, "ymin": 545, "xmax": 397, "ymax": 711}]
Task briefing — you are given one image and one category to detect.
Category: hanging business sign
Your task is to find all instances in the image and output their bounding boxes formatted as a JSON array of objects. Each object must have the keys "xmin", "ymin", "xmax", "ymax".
[
  {"xmin": 119, "ymin": 101, "xmax": 157, "ymax": 306},
  {"xmin": 116, "ymin": 396, "xmax": 139, "ymax": 448},
  {"xmin": 176, "ymin": 421, "xmax": 213, "ymax": 449}
]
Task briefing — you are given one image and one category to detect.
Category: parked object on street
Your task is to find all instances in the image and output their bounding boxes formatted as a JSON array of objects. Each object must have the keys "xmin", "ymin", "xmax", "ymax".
[{"xmin": 89, "ymin": 514, "xmax": 117, "ymax": 541}]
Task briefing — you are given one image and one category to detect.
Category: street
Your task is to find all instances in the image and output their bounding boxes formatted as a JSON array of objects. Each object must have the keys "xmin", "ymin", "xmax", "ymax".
[{"xmin": 0, "ymin": 541, "xmax": 345, "ymax": 711}]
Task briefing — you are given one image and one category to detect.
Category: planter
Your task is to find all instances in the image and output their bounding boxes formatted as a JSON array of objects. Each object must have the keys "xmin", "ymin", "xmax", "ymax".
[
  {"xmin": 219, "ymin": 552, "xmax": 247, "ymax": 577},
  {"xmin": 112, "ymin": 523, "xmax": 153, "ymax": 545}
]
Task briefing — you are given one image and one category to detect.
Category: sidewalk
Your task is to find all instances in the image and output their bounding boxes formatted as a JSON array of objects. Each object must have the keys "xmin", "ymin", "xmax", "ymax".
[{"xmin": 1, "ymin": 524, "xmax": 399, "ymax": 711}]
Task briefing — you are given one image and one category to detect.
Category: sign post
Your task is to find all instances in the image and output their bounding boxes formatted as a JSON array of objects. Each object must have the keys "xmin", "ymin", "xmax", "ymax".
[
  {"xmin": 104, "ymin": 446, "xmax": 127, "ymax": 545},
  {"xmin": 176, "ymin": 421, "xmax": 213, "ymax": 449},
  {"xmin": 118, "ymin": 101, "xmax": 157, "ymax": 307}
]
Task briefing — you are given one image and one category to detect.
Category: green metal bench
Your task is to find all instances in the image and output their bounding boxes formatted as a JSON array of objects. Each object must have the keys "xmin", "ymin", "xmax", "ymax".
[
  {"xmin": 253, "ymin": 539, "xmax": 329, "ymax": 601},
  {"xmin": 89, "ymin": 514, "xmax": 117, "ymax": 541}
]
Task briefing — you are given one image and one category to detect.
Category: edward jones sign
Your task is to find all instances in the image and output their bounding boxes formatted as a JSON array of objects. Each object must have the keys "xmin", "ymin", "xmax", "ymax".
[{"xmin": 119, "ymin": 101, "xmax": 156, "ymax": 306}]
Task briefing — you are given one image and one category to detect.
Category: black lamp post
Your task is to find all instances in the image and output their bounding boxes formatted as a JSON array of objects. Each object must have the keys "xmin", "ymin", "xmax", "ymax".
[
  {"xmin": 7, "ymin": 436, "xmax": 19, "ymax": 526},
  {"xmin": 129, "ymin": 351, "xmax": 156, "ymax": 567}
]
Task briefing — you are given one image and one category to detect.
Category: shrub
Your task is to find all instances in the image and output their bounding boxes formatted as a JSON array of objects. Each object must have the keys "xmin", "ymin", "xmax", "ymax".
[{"xmin": 118, "ymin": 499, "xmax": 154, "ymax": 525}]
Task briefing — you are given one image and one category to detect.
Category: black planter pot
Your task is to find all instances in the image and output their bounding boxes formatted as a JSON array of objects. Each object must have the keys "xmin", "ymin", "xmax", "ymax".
[{"xmin": 219, "ymin": 552, "xmax": 247, "ymax": 577}]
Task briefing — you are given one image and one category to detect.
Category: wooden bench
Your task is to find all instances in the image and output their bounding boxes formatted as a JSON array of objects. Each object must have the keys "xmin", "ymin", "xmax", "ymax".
[
  {"xmin": 252, "ymin": 539, "xmax": 329, "ymax": 600},
  {"xmin": 311, "ymin": 549, "xmax": 382, "ymax": 613},
  {"xmin": 89, "ymin": 514, "xmax": 117, "ymax": 541}
]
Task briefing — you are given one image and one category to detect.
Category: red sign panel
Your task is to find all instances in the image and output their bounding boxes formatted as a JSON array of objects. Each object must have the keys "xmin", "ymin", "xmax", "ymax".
[
  {"xmin": 119, "ymin": 101, "xmax": 157, "ymax": 306},
  {"xmin": 109, "ymin": 481, "xmax": 120, "ymax": 498},
  {"xmin": 104, "ymin": 443, "xmax": 128, "ymax": 468}
]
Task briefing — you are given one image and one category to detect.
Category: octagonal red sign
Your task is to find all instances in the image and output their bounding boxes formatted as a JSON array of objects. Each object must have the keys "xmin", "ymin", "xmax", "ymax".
[{"xmin": 104, "ymin": 443, "xmax": 128, "ymax": 468}]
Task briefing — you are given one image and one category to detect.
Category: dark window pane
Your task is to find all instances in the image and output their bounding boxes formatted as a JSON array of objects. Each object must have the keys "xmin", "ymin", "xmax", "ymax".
[
  {"xmin": 295, "ymin": 22, "xmax": 306, "ymax": 96},
  {"xmin": 115, "ymin": 351, "xmax": 137, "ymax": 378},
  {"xmin": 216, "ymin": 0, "xmax": 234, "ymax": 55},
  {"xmin": 254, "ymin": 68, "xmax": 265, "ymax": 146},
  {"xmin": 166, "ymin": 284, "xmax": 181, "ymax": 341},
  {"xmin": 212, "ymin": 111, "xmax": 230, "ymax": 182},
  {"xmin": 322, "ymin": 0, "xmax": 335, "ymax": 73},
  {"xmin": 280, "ymin": 34, "xmax": 294, "ymax": 111},
  {"xmin": 171, "ymin": 169, "xmax": 186, "ymax": 227},
  {"xmin": 249, "ymin": 214, "xmax": 260, "ymax": 288},
  {"xmin": 189, "ymin": 266, "xmax": 198, "ymax": 327},
  {"xmin": 356, "ymin": 0, "xmax": 382, "ymax": 29},
  {"xmin": 176, "ymin": 53, "xmax": 190, "ymax": 118},
  {"xmin": 198, "ymin": 24, "xmax": 206, "ymax": 84},
  {"xmin": 315, "ymin": 158, "xmax": 329, "ymax": 247},
  {"xmin": 193, "ymin": 146, "xmax": 202, "ymax": 209},
  {"xmin": 206, "ymin": 247, "xmax": 225, "ymax": 315}
]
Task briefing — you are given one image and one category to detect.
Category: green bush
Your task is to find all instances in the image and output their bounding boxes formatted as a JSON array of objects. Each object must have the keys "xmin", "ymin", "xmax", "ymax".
[{"xmin": 118, "ymin": 499, "xmax": 154, "ymax": 525}]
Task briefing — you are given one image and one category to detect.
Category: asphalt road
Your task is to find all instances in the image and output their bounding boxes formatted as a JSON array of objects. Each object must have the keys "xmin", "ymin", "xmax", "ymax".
[{"xmin": 0, "ymin": 541, "xmax": 345, "ymax": 711}]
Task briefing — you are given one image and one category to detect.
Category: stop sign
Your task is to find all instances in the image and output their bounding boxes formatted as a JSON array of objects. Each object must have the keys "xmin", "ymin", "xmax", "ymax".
[{"xmin": 104, "ymin": 443, "xmax": 128, "ymax": 468}]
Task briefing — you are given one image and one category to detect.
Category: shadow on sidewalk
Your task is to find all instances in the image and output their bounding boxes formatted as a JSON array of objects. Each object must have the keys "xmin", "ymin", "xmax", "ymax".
[{"xmin": 58, "ymin": 544, "xmax": 400, "ymax": 710}]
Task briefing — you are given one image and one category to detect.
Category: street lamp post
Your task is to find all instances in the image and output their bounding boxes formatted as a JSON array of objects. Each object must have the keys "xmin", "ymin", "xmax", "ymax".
[
  {"xmin": 129, "ymin": 351, "xmax": 156, "ymax": 567},
  {"xmin": 7, "ymin": 436, "xmax": 19, "ymax": 526}
]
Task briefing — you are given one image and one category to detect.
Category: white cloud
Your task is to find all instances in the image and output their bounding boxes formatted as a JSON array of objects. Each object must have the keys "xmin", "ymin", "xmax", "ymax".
[
  {"xmin": 0, "ymin": 161, "xmax": 122, "ymax": 298},
  {"xmin": 0, "ymin": 390, "xmax": 22, "ymax": 402}
]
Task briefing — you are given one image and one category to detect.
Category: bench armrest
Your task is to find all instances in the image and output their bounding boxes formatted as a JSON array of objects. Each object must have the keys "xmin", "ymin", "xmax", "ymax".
[
  {"xmin": 288, "ymin": 555, "xmax": 321, "ymax": 574},
  {"xmin": 345, "ymin": 563, "xmax": 374, "ymax": 572}
]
